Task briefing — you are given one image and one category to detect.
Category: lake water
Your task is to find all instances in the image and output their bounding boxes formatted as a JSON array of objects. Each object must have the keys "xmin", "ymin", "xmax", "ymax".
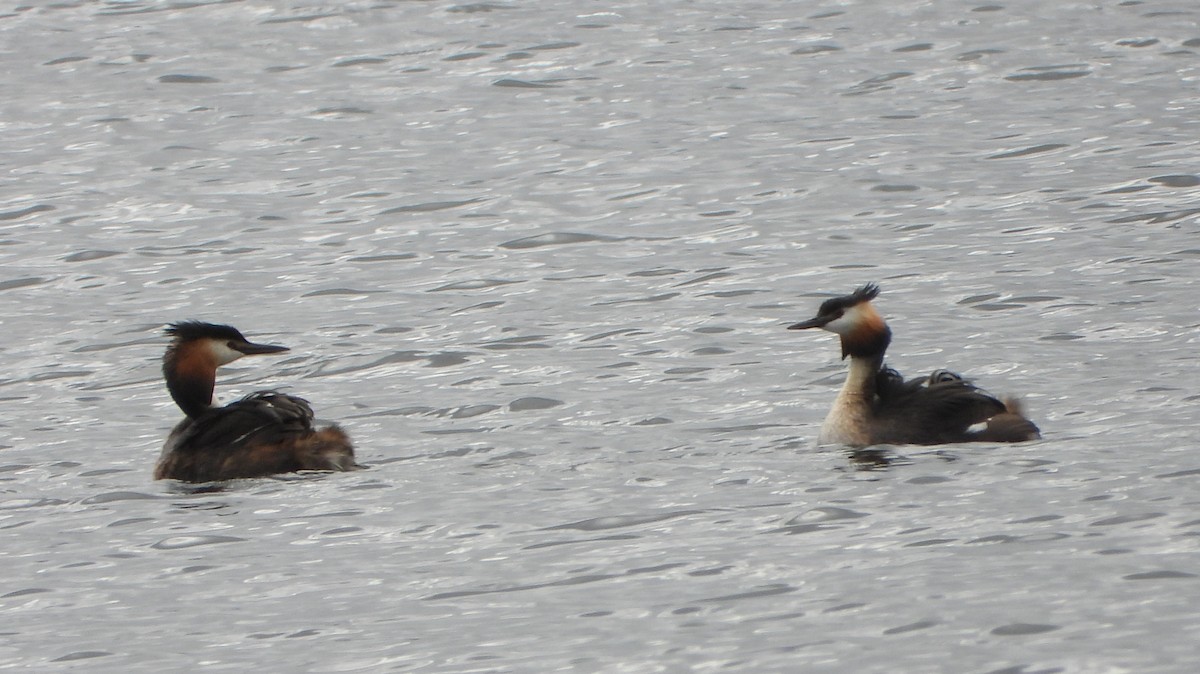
[{"xmin": 2, "ymin": 0, "xmax": 1199, "ymax": 671}]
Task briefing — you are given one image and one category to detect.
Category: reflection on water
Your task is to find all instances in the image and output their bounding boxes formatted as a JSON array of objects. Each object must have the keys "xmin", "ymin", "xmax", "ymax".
[
  {"xmin": 846, "ymin": 447, "xmax": 905, "ymax": 470},
  {"xmin": 3, "ymin": 0, "xmax": 1200, "ymax": 671}
]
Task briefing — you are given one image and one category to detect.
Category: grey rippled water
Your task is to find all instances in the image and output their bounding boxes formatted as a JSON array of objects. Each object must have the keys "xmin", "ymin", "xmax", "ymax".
[{"xmin": 2, "ymin": 0, "xmax": 1199, "ymax": 671}]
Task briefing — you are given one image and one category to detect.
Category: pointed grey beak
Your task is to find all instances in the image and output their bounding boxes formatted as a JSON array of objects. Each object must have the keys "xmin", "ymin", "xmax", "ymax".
[
  {"xmin": 231, "ymin": 340, "xmax": 290, "ymax": 356},
  {"xmin": 788, "ymin": 315, "xmax": 834, "ymax": 330}
]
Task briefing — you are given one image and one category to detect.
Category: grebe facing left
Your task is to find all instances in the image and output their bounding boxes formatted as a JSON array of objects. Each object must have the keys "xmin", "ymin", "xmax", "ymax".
[
  {"xmin": 789, "ymin": 284, "xmax": 1040, "ymax": 447},
  {"xmin": 156, "ymin": 321, "xmax": 357, "ymax": 482}
]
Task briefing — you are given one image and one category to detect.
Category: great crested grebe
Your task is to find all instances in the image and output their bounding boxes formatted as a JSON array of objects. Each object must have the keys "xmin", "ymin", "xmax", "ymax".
[
  {"xmin": 789, "ymin": 284, "xmax": 1040, "ymax": 447},
  {"xmin": 155, "ymin": 321, "xmax": 357, "ymax": 482}
]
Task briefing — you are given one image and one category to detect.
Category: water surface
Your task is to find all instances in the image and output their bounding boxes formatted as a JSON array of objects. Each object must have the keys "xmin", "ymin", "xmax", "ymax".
[{"xmin": 2, "ymin": 1, "xmax": 1199, "ymax": 671}]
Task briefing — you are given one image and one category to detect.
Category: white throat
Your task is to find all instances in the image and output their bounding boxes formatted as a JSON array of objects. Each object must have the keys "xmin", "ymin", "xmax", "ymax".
[
  {"xmin": 817, "ymin": 355, "xmax": 878, "ymax": 446},
  {"xmin": 822, "ymin": 304, "xmax": 872, "ymax": 336},
  {"xmin": 205, "ymin": 339, "xmax": 245, "ymax": 366}
]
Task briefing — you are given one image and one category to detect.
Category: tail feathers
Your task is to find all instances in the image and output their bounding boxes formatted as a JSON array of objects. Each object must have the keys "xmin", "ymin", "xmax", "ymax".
[
  {"xmin": 298, "ymin": 424, "xmax": 361, "ymax": 471},
  {"xmin": 970, "ymin": 398, "xmax": 1041, "ymax": 443}
]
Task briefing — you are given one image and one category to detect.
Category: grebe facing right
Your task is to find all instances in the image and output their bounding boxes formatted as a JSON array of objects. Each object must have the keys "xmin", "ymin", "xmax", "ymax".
[
  {"xmin": 156, "ymin": 321, "xmax": 357, "ymax": 482},
  {"xmin": 789, "ymin": 284, "xmax": 1040, "ymax": 447}
]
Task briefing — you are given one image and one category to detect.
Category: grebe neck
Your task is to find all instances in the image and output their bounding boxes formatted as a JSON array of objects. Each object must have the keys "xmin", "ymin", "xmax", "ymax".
[
  {"xmin": 163, "ymin": 342, "xmax": 217, "ymax": 418},
  {"xmin": 818, "ymin": 352, "xmax": 884, "ymax": 446},
  {"xmin": 836, "ymin": 353, "xmax": 884, "ymax": 401}
]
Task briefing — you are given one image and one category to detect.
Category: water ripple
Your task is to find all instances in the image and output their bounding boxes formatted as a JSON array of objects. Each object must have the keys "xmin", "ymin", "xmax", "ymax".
[
  {"xmin": 499, "ymin": 232, "xmax": 621, "ymax": 249},
  {"xmin": 546, "ymin": 510, "xmax": 707, "ymax": 532},
  {"xmin": 151, "ymin": 535, "xmax": 247, "ymax": 550}
]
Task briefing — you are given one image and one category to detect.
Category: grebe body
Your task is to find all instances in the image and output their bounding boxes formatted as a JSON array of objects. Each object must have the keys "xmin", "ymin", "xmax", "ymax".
[
  {"xmin": 789, "ymin": 284, "xmax": 1040, "ymax": 447},
  {"xmin": 155, "ymin": 321, "xmax": 357, "ymax": 482}
]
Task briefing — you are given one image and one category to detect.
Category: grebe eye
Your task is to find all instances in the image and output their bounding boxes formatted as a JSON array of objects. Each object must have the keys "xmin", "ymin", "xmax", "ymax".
[{"xmin": 930, "ymin": 370, "xmax": 961, "ymax": 384}]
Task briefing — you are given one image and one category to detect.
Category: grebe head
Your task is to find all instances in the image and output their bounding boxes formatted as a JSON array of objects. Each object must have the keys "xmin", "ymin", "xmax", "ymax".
[
  {"xmin": 165, "ymin": 321, "xmax": 289, "ymax": 363},
  {"xmin": 163, "ymin": 321, "xmax": 289, "ymax": 418},
  {"xmin": 788, "ymin": 283, "xmax": 892, "ymax": 359}
]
